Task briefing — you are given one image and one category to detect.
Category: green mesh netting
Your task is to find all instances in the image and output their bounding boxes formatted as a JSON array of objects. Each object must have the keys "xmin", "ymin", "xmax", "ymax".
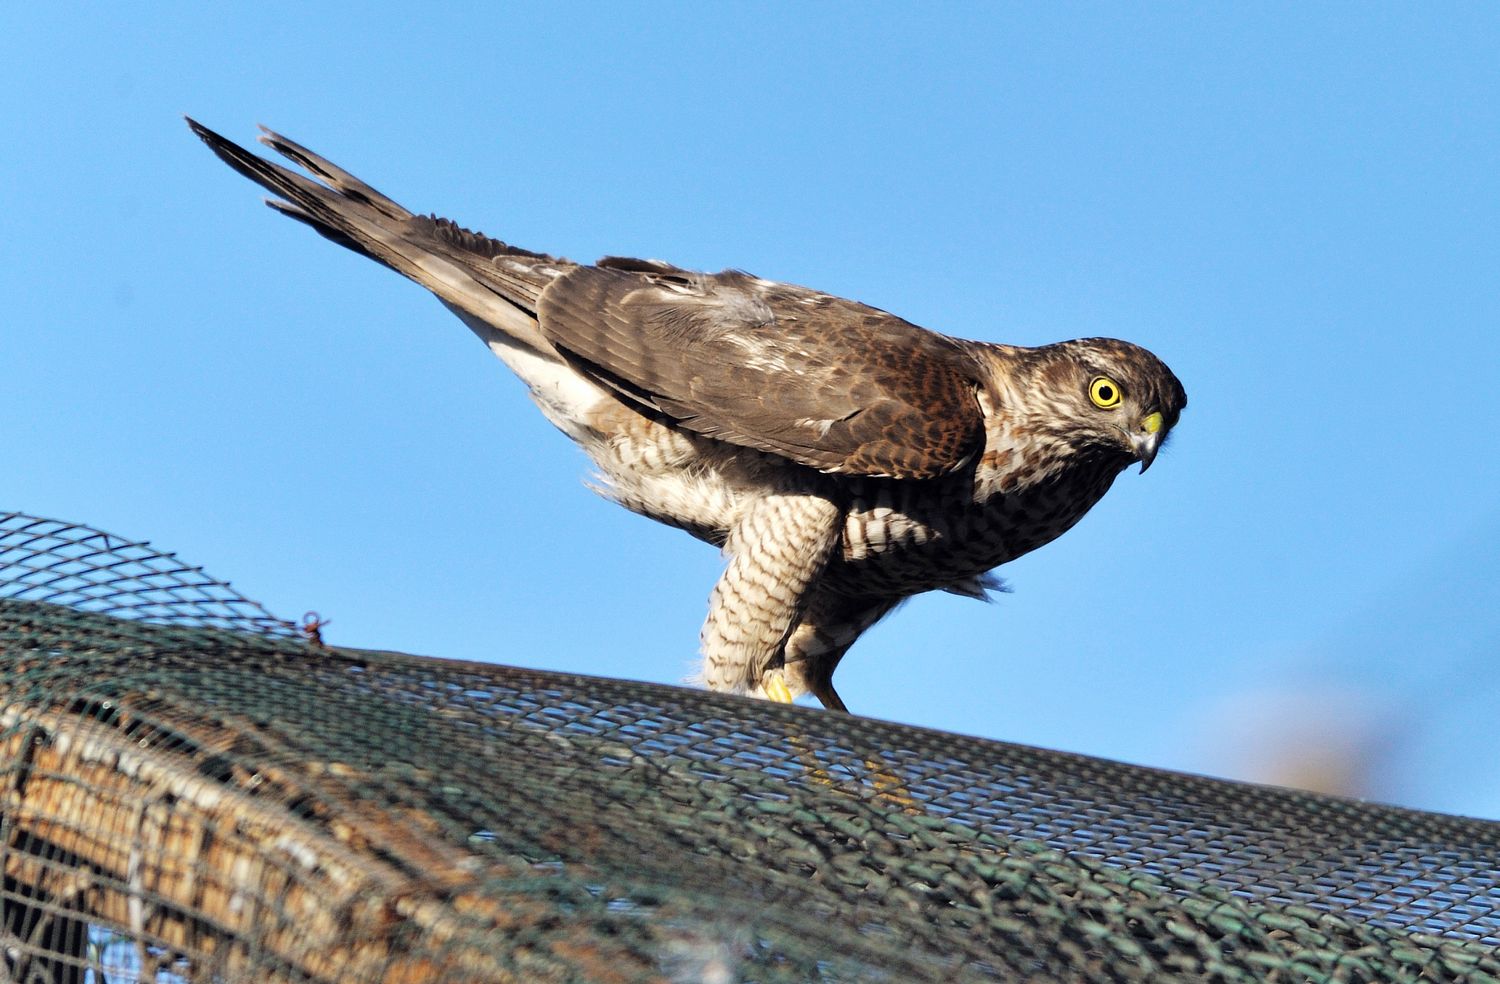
[{"xmin": 1, "ymin": 510, "xmax": 1497, "ymax": 983}]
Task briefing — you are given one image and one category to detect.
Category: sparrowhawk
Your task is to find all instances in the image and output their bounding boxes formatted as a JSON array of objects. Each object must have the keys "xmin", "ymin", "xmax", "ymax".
[{"xmin": 190, "ymin": 120, "xmax": 1187, "ymax": 713}]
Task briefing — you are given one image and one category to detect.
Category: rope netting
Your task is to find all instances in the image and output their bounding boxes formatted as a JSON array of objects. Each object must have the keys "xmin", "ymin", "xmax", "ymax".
[{"xmin": 1, "ymin": 510, "xmax": 1497, "ymax": 983}]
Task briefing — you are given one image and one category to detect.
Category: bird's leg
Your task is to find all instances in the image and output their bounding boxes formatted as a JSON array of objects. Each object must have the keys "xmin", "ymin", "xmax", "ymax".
[
  {"xmin": 700, "ymin": 490, "xmax": 842, "ymax": 703},
  {"xmin": 704, "ymin": 503, "xmax": 922, "ymax": 812},
  {"xmin": 781, "ymin": 594, "xmax": 901, "ymax": 713}
]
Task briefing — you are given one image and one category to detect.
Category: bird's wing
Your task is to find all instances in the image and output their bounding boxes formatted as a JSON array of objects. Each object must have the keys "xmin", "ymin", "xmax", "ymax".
[{"xmin": 537, "ymin": 263, "xmax": 986, "ymax": 479}]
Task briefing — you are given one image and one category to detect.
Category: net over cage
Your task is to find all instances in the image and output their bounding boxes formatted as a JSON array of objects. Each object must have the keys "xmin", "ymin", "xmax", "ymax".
[{"xmin": 1, "ymin": 511, "xmax": 1497, "ymax": 984}]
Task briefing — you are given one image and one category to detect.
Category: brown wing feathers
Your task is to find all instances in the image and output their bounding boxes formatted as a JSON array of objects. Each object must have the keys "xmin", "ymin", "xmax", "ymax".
[{"xmin": 538, "ymin": 267, "xmax": 986, "ymax": 479}]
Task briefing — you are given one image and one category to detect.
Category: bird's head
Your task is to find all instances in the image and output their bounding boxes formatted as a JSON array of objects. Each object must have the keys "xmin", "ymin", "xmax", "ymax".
[{"xmin": 1017, "ymin": 338, "xmax": 1187, "ymax": 474}]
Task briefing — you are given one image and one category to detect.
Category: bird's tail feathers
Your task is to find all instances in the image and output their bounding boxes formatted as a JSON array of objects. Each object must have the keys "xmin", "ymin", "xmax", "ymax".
[
  {"xmin": 256, "ymin": 125, "xmax": 411, "ymax": 221},
  {"xmin": 186, "ymin": 118, "xmax": 564, "ymax": 356}
]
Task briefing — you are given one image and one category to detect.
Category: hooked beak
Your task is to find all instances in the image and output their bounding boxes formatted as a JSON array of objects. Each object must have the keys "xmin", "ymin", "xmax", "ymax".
[{"xmin": 1131, "ymin": 412, "xmax": 1164, "ymax": 473}]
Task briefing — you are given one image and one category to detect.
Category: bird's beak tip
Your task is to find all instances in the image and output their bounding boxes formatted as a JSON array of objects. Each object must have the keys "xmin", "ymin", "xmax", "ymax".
[{"xmin": 1131, "ymin": 413, "xmax": 1164, "ymax": 473}]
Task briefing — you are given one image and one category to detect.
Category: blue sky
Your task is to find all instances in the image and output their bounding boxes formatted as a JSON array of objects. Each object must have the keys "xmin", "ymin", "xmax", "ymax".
[{"xmin": 5, "ymin": 6, "xmax": 1498, "ymax": 818}]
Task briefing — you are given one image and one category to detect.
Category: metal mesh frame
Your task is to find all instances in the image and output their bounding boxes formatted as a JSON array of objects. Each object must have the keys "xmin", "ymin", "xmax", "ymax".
[{"xmin": 2, "ymin": 511, "xmax": 1497, "ymax": 983}]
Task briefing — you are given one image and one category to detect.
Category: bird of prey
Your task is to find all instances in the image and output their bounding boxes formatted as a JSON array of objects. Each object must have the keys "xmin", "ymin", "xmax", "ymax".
[{"xmin": 189, "ymin": 119, "xmax": 1186, "ymax": 713}]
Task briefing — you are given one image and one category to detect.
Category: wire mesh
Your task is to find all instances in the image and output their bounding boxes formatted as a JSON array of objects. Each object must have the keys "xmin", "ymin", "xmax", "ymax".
[
  {"xmin": 0, "ymin": 513, "xmax": 296, "ymax": 637},
  {"xmin": 2, "ymin": 510, "xmax": 1498, "ymax": 983}
]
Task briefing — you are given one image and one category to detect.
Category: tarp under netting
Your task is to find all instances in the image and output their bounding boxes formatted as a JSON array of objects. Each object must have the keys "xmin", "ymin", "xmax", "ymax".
[{"xmin": 1, "ymin": 510, "xmax": 1497, "ymax": 983}]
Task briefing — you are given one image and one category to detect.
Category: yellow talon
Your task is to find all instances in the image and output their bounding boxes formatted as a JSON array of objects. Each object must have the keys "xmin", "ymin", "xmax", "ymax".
[{"xmin": 762, "ymin": 670, "xmax": 795, "ymax": 703}]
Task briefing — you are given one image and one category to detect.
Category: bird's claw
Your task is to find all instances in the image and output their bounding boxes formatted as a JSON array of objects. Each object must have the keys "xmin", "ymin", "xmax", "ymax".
[{"xmin": 761, "ymin": 670, "xmax": 795, "ymax": 704}]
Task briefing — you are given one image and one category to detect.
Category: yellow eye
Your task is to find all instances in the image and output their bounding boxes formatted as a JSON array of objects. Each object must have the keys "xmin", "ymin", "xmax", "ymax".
[{"xmin": 1089, "ymin": 376, "xmax": 1123, "ymax": 409}]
